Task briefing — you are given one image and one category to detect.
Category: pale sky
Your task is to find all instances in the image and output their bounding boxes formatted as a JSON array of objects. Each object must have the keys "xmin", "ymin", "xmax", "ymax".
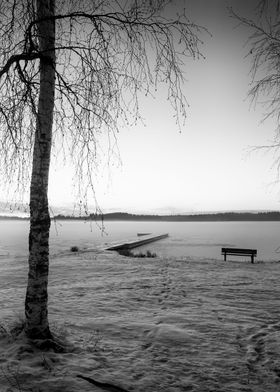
[{"xmin": 47, "ymin": 0, "xmax": 280, "ymax": 215}]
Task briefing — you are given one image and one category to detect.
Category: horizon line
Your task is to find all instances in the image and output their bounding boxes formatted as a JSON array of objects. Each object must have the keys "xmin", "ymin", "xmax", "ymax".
[{"xmin": 1, "ymin": 209, "xmax": 280, "ymax": 220}]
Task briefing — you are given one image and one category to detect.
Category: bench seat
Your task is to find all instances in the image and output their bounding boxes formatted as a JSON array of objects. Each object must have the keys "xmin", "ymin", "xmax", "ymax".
[{"xmin": 221, "ymin": 247, "xmax": 257, "ymax": 263}]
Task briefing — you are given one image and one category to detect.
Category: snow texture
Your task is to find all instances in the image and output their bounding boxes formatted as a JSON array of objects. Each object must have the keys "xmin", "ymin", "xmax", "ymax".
[{"xmin": 0, "ymin": 248, "xmax": 280, "ymax": 391}]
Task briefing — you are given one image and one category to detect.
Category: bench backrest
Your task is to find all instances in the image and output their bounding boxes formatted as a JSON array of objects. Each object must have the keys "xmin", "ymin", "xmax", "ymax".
[{"xmin": 221, "ymin": 247, "xmax": 257, "ymax": 255}]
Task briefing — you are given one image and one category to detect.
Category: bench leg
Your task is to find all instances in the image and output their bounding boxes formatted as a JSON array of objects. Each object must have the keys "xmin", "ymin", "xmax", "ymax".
[
  {"xmin": 224, "ymin": 254, "xmax": 226, "ymax": 261},
  {"xmin": 251, "ymin": 255, "xmax": 254, "ymax": 264}
]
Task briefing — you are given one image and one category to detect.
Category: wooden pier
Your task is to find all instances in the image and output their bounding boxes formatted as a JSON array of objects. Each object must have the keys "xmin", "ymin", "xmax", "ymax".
[{"xmin": 106, "ymin": 233, "xmax": 169, "ymax": 251}]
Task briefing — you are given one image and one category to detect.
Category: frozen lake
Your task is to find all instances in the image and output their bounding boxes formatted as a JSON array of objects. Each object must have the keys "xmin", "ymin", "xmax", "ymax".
[
  {"xmin": 0, "ymin": 220, "xmax": 280, "ymax": 390},
  {"xmin": 0, "ymin": 219, "xmax": 280, "ymax": 261}
]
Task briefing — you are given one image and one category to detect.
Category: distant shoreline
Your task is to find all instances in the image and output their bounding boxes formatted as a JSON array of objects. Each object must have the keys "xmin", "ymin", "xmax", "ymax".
[{"xmin": 2, "ymin": 211, "xmax": 280, "ymax": 221}]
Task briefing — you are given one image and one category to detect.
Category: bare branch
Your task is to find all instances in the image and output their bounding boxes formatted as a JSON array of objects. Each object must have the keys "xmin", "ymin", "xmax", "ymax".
[
  {"xmin": 0, "ymin": 0, "xmax": 206, "ymax": 203},
  {"xmin": 0, "ymin": 52, "xmax": 42, "ymax": 78},
  {"xmin": 231, "ymin": 1, "xmax": 280, "ymax": 181}
]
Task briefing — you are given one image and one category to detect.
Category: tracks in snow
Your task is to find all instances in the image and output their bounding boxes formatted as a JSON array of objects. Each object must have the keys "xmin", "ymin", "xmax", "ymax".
[{"xmin": 237, "ymin": 321, "xmax": 280, "ymax": 384}]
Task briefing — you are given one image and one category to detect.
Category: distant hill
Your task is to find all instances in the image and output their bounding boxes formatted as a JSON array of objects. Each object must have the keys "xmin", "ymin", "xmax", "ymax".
[
  {"xmin": 52, "ymin": 211, "xmax": 280, "ymax": 221},
  {"xmin": 0, "ymin": 215, "xmax": 27, "ymax": 220}
]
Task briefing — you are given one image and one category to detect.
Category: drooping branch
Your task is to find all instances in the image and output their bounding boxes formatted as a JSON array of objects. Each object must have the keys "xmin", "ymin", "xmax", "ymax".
[
  {"xmin": 230, "ymin": 4, "xmax": 280, "ymax": 121},
  {"xmin": 0, "ymin": 52, "xmax": 42, "ymax": 78},
  {"xmin": 0, "ymin": 0, "xmax": 205, "ymax": 202},
  {"xmin": 230, "ymin": 1, "xmax": 280, "ymax": 175}
]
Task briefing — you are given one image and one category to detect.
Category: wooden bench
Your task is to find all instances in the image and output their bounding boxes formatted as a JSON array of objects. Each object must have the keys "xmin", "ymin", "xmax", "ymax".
[{"xmin": 221, "ymin": 247, "xmax": 257, "ymax": 264}]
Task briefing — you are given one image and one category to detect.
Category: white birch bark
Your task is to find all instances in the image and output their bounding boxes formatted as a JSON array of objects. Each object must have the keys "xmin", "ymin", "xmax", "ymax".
[{"xmin": 25, "ymin": 0, "xmax": 56, "ymax": 339}]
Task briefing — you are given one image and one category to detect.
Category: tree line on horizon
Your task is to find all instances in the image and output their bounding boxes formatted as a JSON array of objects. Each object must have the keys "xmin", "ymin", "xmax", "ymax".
[
  {"xmin": 2, "ymin": 211, "xmax": 280, "ymax": 221},
  {"xmin": 55, "ymin": 211, "xmax": 280, "ymax": 221}
]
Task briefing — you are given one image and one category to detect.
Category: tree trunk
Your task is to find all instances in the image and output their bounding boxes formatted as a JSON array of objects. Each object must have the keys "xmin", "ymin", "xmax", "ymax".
[{"xmin": 25, "ymin": 0, "xmax": 56, "ymax": 339}]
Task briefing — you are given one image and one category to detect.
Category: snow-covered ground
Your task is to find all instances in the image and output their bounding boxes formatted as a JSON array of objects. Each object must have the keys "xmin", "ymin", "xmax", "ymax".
[{"xmin": 0, "ymin": 249, "xmax": 280, "ymax": 391}]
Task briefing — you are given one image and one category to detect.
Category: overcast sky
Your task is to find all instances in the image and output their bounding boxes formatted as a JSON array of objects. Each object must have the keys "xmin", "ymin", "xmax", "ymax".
[{"xmin": 46, "ymin": 0, "xmax": 280, "ymax": 215}]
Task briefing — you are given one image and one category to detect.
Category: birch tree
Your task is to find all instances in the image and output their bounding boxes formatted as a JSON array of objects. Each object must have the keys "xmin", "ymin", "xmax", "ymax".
[{"xmin": 0, "ymin": 0, "xmax": 204, "ymax": 342}]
